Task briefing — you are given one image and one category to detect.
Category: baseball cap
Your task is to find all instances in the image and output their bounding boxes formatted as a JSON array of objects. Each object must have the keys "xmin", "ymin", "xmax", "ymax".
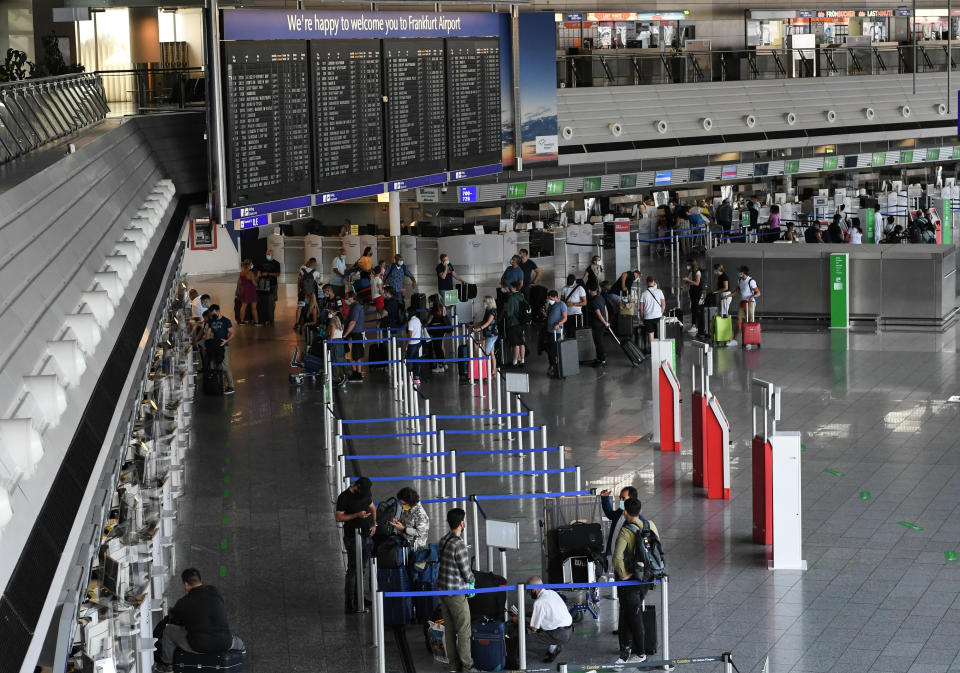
[{"xmin": 354, "ymin": 477, "xmax": 372, "ymax": 495}]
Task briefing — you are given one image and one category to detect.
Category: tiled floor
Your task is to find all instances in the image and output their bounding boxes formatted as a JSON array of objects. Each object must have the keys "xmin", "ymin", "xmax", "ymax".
[{"xmin": 177, "ymin": 272, "xmax": 960, "ymax": 673}]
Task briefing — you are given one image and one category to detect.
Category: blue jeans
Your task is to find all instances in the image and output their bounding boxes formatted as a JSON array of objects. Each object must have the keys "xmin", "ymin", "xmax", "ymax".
[{"xmin": 406, "ymin": 342, "xmax": 422, "ymax": 378}]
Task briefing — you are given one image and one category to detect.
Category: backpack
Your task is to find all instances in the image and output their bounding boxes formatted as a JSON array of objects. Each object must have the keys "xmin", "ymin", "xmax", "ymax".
[
  {"xmin": 626, "ymin": 520, "xmax": 666, "ymax": 584},
  {"xmin": 301, "ymin": 269, "xmax": 317, "ymax": 299},
  {"xmin": 518, "ymin": 297, "xmax": 533, "ymax": 325}
]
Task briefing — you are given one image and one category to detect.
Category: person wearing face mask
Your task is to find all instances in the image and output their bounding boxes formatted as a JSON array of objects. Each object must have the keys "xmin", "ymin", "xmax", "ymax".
[
  {"xmin": 437, "ymin": 508, "xmax": 478, "ymax": 673},
  {"xmin": 583, "ymin": 255, "xmax": 604, "ymax": 287},
  {"xmin": 236, "ymin": 259, "xmax": 260, "ymax": 326},
  {"xmin": 256, "ymin": 250, "xmax": 281, "ymax": 325},
  {"xmin": 331, "ymin": 248, "xmax": 348, "ymax": 298},
  {"xmin": 509, "ymin": 576, "xmax": 573, "ymax": 663},
  {"xmin": 385, "ymin": 254, "xmax": 417, "ymax": 299},
  {"xmin": 679, "ymin": 258, "xmax": 702, "ymax": 335},
  {"xmin": 191, "ymin": 293, "xmax": 210, "ymax": 321},
  {"xmin": 436, "ymin": 253, "xmax": 463, "ymax": 304},
  {"xmin": 733, "ymin": 265, "xmax": 760, "ymax": 345},
  {"xmin": 203, "ymin": 304, "xmax": 235, "ymax": 395},
  {"xmin": 390, "ymin": 487, "xmax": 429, "ymax": 551},
  {"xmin": 544, "ymin": 290, "xmax": 567, "ymax": 379},
  {"xmin": 639, "ymin": 276, "xmax": 665, "ymax": 353},
  {"xmin": 600, "ymin": 486, "xmax": 639, "ymax": 563}
]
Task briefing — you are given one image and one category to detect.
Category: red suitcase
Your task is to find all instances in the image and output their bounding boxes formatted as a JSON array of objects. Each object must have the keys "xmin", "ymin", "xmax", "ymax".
[{"xmin": 742, "ymin": 322, "xmax": 761, "ymax": 348}]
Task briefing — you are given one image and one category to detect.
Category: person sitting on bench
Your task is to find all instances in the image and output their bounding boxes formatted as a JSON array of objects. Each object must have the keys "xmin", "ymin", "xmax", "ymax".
[{"xmin": 157, "ymin": 568, "xmax": 244, "ymax": 668}]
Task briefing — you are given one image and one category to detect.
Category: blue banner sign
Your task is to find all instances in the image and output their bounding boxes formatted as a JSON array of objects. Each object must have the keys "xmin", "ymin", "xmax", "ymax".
[
  {"xmin": 316, "ymin": 183, "xmax": 385, "ymax": 205},
  {"xmin": 450, "ymin": 164, "xmax": 502, "ymax": 181},
  {"xmin": 223, "ymin": 9, "xmax": 503, "ymax": 40},
  {"xmin": 230, "ymin": 195, "xmax": 312, "ymax": 220},
  {"xmin": 459, "ymin": 186, "xmax": 478, "ymax": 203},
  {"xmin": 388, "ymin": 172, "xmax": 450, "ymax": 192},
  {"xmin": 237, "ymin": 215, "xmax": 270, "ymax": 230}
]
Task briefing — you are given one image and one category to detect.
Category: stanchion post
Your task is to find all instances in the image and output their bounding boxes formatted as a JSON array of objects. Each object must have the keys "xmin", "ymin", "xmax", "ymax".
[
  {"xmin": 324, "ymin": 407, "xmax": 333, "ymax": 468},
  {"xmin": 371, "ymin": 557, "xmax": 380, "ymax": 647},
  {"xmin": 439, "ymin": 433, "xmax": 448, "ymax": 498},
  {"xmin": 662, "ymin": 575, "xmax": 670, "ymax": 662},
  {"xmin": 355, "ymin": 528, "xmax": 365, "ymax": 612},
  {"xmin": 499, "ymin": 548, "xmax": 507, "ymax": 578},
  {"xmin": 558, "ymin": 664, "xmax": 568, "ymax": 673},
  {"xmin": 376, "ymin": 591, "xmax": 386, "ymax": 673},
  {"xmin": 542, "ymin": 435, "xmax": 549, "ymax": 491},
  {"xmin": 459, "ymin": 473, "xmax": 467, "ymax": 508},
  {"xmin": 495, "ymin": 366, "xmax": 503, "ymax": 424},
  {"xmin": 434, "ymin": 419, "xmax": 441, "ymax": 470},
  {"xmin": 449, "ymin": 450, "xmax": 457, "ymax": 498},
  {"xmin": 336, "ymin": 420, "xmax": 344, "ymax": 460},
  {"xmin": 337, "ymin": 455, "xmax": 345, "ymax": 497},
  {"xmin": 559, "ymin": 445, "xmax": 566, "ymax": 492},
  {"xmin": 723, "ymin": 652, "xmax": 733, "ymax": 673},
  {"xmin": 486, "ymin": 348, "xmax": 495, "ymax": 413},
  {"xmin": 517, "ymin": 400, "xmax": 524, "ymax": 453},
  {"xmin": 471, "ymin": 495, "xmax": 481, "ymax": 569},
  {"xmin": 526, "ymin": 411, "xmax": 536, "ymax": 472},
  {"xmin": 575, "ymin": 465, "xmax": 582, "ymax": 491},
  {"xmin": 389, "ymin": 336, "xmax": 398, "ymax": 394},
  {"xmin": 487, "ymin": 545, "xmax": 495, "ymax": 573},
  {"xmin": 517, "ymin": 583, "xmax": 527, "ymax": 670},
  {"xmin": 468, "ymin": 335, "xmax": 476, "ymax": 384}
]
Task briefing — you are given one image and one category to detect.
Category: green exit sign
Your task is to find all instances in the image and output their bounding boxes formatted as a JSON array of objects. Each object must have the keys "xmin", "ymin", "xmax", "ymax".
[
  {"xmin": 508, "ymin": 183, "xmax": 527, "ymax": 199},
  {"xmin": 927, "ymin": 148, "xmax": 940, "ymax": 161},
  {"xmin": 953, "ymin": 146, "xmax": 960, "ymax": 159},
  {"xmin": 546, "ymin": 179, "xmax": 565, "ymax": 195},
  {"xmin": 583, "ymin": 177, "xmax": 602, "ymax": 192},
  {"xmin": 899, "ymin": 150, "xmax": 914, "ymax": 164},
  {"xmin": 872, "ymin": 152, "xmax": 886, "ymax": 167},
  {"xmin": 620, "ymin": 173, "xmax": 637, "ymax": 189},
  {"xmin": 784, "ymin": 160, "xmax": 800, "ymax": 174},
  {"xmin": 823, "ymin": 156, "xmax": 838, "ymax": 170}
]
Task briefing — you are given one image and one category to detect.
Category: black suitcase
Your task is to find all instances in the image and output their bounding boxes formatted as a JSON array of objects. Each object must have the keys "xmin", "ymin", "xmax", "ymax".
[
  {"xmin": 696, "ymin": 306, "xmax": 717, "ymax": 338},
  {"xmin": 458, "ymin": 282, "xmax": 478, "ymax": 301},
  {"xmin": 173, "ymin": 649, "xmax": 244, "ymax": 672},
  {"xmin": 557, "ymin": 338, "xmax": 579, "ymax": 378},
  {"xmin": 457, "ymin": 344, "xmax": 470, "ymax": 378},
  {"xmin": 642, "ymin": 604, "xmax": 658, "ymax": 655},
  {"xmin": 616, "ymin": 313, "xmax": 634, "ymax": 337},
  {"xmin": 607, "ymin": 326, "xmax": 644, "ymax": 367},
  {"xmin": 369, "ymin": 342, "xmax": 388, "ymax": 370},
  {"xmin": 410, "ymin": 293, "xmax": 427, "ymax": 314},
  {"xmin": 556, "ymin": 522, "xmax": 603, "ymax": 558},
  {"xmin": 529, "ymin": 285, "xmax": 548, "ymax": 321},
  {"xmin": 664, "ymin": 318, "xmax": 684, "ymax": 357},
  {"xmin": 468, "ymin": 571, "xmax": 508, "ymax": 620},
  {"xmin": 203, "ymin": 367, "xmax": 224, "ymax": 395}
]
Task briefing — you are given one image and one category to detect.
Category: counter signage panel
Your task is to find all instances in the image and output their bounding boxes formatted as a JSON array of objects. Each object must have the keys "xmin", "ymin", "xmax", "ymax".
[
  {"xmin": 546, "ymin": 179, "xmax": 565, "ymax": 195},
  {"xmin": 784, "ymin": 160, "xmax": 800, "ymax": 174},
  {"xmin": 583, "ymin": 176, "xmax": 602, "ymax": 192},
  {"xmin": 446, "ymin": 38, "xmax": 502, "ymax": 172},
  {"xmin": 721, "ymin": 165, "xmax": 738, "ymax": 179},
  {"xmin": 871, "ymin": 152, "xmax": 886, "ymax": 167},
  {"xmin": 507, "ymin": 183, "xmax": 527, "ymax": 198},
  {"xmin": 843, "ymin": 155, "xmax": 859, "ymax": 168},
  {"xmin": 823, "ymin": 156, "xmax": 839, "ymax": 170},
  {"xmin": 899, "ymin": 150, "xmax": 914, "ymax": 164},
  {"xmin": 688, "ymin": 168, "xmax": 705, "ymax": 182},
  {"xmin": 953, "ymin": 146, "xmax": 960, "ymax": 159},
  {"xmin": 223, "ymin": 40, "xmax": 312, "ymax": 208},
  {"xmin": 619, "ymin": 173, "xmax": 637, "ymax": 189},
  {"xmin": 927, "ymin": 148, "xmax": 940, "ymax": 161},
  {"xmin": 654, "ymin": 170, "xmax": 672, "ymax": 186},
  {"xmin": 459, "ymin": 185, "xmax": 478, "ymax": 203},
  {"xmin": 754, "ymin": 163, "xmax": 769, "ymax": 177},
  {"xmin": 384, "ymin": 38, "xmax": 448, "ymax": 181},
  {"xmin": 311, "ymin": 40, "xmax": 385, "ymax": 193}
]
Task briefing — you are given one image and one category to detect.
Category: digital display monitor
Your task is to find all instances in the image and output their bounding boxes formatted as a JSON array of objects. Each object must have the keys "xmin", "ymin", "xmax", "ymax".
[
  {"xmin": 654, "ymin": 170, "xmax": 672, "ymax": 186},
  {"xmin": 688, "ymin": 168, "xmax": 705, "ymax": 182},
  {"xmin": 754, "ymin": 163, "xmax": 769, "ymax": 176},
  {"xmin": 844, "ymin": 155, "xmax": 859, "ymax": 168},
  {"xmin": 458, "ymin": 185, "xmax": 478, "ymax": 203},
  {"xmin": 721, "ymin": 165, "xmax": 738, "ymax": 179}
]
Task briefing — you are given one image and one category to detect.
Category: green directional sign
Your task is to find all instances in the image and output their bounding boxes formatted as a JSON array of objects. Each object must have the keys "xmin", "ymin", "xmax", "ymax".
[
  {"xmin": 507, "ymin": 183, "xmax": 527, "ymax": 199},
  {"xmin": 864, "ymin": 208, "xmax": 876, "ymax": 244},
  {"xmin": 444, "ymin": 289, "xmax": 459, "ymax": 306},
  {"xmin": 899, "ymin": 150, "xmax": 914, "ymax": 164},
  {"xmin": 823, "ymin": 156, "xmax": 838, "ymax": 170},
  {"xmin": 583, "ymin": 176, "xmax": 602, "ymax": 192},
  {"xmin": 784, "ymin": 159, "xmax": 800, "ymax": 174},
  {"xmin": 872, "ymin": 152, "xmax": 886, "ymax": 167},
  {"xmin": 926, "ymin": 148, "xmax": 940, "ymax": 161},
  {"xmin": 546, "ymin": 179, "xmax": 565, "ymax": 196},
  {"xmin": 829, "ymin": 253, "xmax": 849, "ymax": 329},
  {"xmin": 943, "ymin": 197, "xmax": 952, "ymax": 244},
  {"xmin": 953, "ymin": 146, "xmax": 960, "ymax": 159},
  {"xmin": 620, "ymin": 173, "xmax": 637, "ymax": 189}
]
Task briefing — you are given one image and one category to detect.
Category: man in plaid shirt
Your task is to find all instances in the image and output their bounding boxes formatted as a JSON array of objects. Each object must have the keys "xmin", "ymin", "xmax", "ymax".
[{"xmin": 438, "ymin": 508, "xmax": 478, "ymax": 672}]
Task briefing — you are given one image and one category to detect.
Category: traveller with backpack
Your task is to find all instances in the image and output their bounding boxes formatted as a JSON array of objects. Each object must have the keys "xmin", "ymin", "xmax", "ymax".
[
  {"xmin": 203, "ymin": 305, "xmax": 235, "ymax": 396},
  {"xmin": 335, "ymin": 477, "xmax": 376, "ymax": 613},
  {"xmin": 504, "ymin": 281, "xmax": 529, "ymax": 367},
  {"xmin": 613, "ymin": 498, "xmax": 665, "ymax": 665}
]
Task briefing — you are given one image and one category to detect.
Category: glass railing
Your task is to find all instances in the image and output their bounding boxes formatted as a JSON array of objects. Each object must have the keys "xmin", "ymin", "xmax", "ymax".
[
  {"xmin": 557, "ymin": 44, "xmax": 959, "ymax": 87},
  {"xmin": 0, "ymin": 73, "xmax": 108, "ymax": 165},
  {"xmin": 94, "ymin": 66, "xmax": 205, "ymax": 117}
]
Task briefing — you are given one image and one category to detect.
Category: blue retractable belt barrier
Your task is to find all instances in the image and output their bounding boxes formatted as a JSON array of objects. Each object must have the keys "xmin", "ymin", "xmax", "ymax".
[
  {"xmin": 382, "ymin": 579, "xmax": 653, "ymax": 597},
  {"xmin": 420, "ymin": 496, "xmax": 471, "ymax": 504},
  {"xmin": 330, "ymin": 360, "xmax": 402, "ymax": 366},
  {"xmin": 326, "ymin": 337, "xmax": 392, "ymax": 344},
  {"xmin": 368, "ymin": 472, "xmax": 457, "ymax": 482},
  {"xmin": 444, "ymin": 426, "xmax": 540, "ymax": 435},
  {"xmin": 344, "ymin": 451, "xmax": 449, "ymax": 460},
  {"xmin": 473, "ymin": 490, "xmax": 589, "ymax": 501},
  {"xmin": 340, "ymin": 415, "xmax": 431, "ymax": 424},
  {"xmin": 458, "ymin": 446, "xmax": 559, "ymax": 456},
  {"xmin": 340, "ymin": 430, "xmax": 437, "ymax": 439},
  {"xmin": 434, "ymin": 412, "xmax": 528, "ymax": 420},
  {"xmin": 464, "ymin": 467, "xmax": 576, "ymax": 477}
]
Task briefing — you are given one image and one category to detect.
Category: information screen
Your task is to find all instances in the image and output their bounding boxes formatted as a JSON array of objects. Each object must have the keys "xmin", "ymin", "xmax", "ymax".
[
  {"xmin": 654, "ymin": 170, "xmax": 672, "ymax": 186},
  {"xmin": 754, "ymin": 163, "xmax": 769, "ymax": 177},
  {"xmin": 445, "ymin": 38, "xmax": 502, "ymax": 172},
  {"xmin": 383, "ymin": 39, "xmax": 448, "ymax": 181},
  {"xmin": 223, "ymin": 40, "xmax": 312, "ymax": 207},
  {"xmin": 311, "ymin": 40, "xmax": 385, "ymax": 192},
  {"xmin": 688, "ymin": 168, "xmax": 705, "ymax": 182}
]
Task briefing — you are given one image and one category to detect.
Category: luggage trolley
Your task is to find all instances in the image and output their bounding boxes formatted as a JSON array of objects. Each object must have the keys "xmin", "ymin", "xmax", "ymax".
[{"xmin": 540, "ymin": 494, "xmax": 608, "ymax": 622}]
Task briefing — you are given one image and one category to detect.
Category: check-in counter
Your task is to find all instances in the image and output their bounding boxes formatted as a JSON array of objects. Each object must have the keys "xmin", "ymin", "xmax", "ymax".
[{"xmin": 708, "ymin": 244, "xmax": 957, "ymax": 326}]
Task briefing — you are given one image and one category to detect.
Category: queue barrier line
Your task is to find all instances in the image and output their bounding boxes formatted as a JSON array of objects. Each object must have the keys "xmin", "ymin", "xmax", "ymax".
[
  {"xmin": 444, "ymin": 425, "xmax": 541, "ymax": 435},
  {"xmin": 420, "ymin": 495, "xmax": 471, "ymax": 504},
  {"xmin": 344, "ymin": 451, "xmax": 449, "ymax": 460},
  {"xmin": 458, "ymin": 445, "xmax": 559, "ymax": 456},
  {"xmin": 561, "ymin": 654, "xmax": 728, "ymax": 673},
  {"xmin": 330, "ymin": 360, "xmax": 402, "ymax": 367},
  {"xmin": 464, "ymin": 467, "xmax": 576, "ymax": 477},
  {"xmin": 474, "ymin": 489, "xmax": 589, "ymax": 501},
  {"xmin": 435, "ymin": 412, "xmax": 528, "ymax": 420},
  {"xmin": 367, "ymin": 472, "xmax": 458, "ymax": 482},
  {"xmin": 346, "ymin": 445, "xmax": 559, "ymax": 460},
  {"xmin": 340, "ymin": 415, "xmax": 431, "ymax": 424},
  {"xmin": 381, "ymin": 579, "xmax": 655, "ymax": 598},
  {"xmin": 339, "ymin": 430, "xmax": 437, "ymax": 439}
]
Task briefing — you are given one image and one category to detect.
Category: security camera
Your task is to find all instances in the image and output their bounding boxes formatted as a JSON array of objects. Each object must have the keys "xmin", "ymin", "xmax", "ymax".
[{"xmin": 440, "ymin": 183, "xmax": 448, "ymax": 193}]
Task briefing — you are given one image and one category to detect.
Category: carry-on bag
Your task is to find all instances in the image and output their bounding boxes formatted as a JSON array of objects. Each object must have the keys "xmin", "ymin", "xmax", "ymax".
[
  {"xmin": 557, "ymin": 337, "xmax": 579, "ymax": 378},
  {"xmin": 664, "ymin": 317, "xmax": 684, "ymax": 357},
  {"xmin": 742, "ymin": 322, "xmax": 762, "ymax": 348},
  {"xmin": 377, "ymin": 566, "xmax": 414, "ymax": 625},
  {"xmin": 203, "ymin": 367, "xmax": 224, "ymax": 396},
  {"xmin": 642, "ymin": 604, "xmax": 658, "ymax": 655},
  {"xmin": 712, "ymin": 315, "xmax": 733, "ymax": 343},
  {"xmin": 468, "ymin": 571, "xmax": 508, "ymax": 620},
  {"xmin": 471, "ymin": 618, "xmax": 507, "ymax": 671},
  {"xmin": 607, "ymin": 326, "xmax": 644, "ymax": 367},
  {"xmin": 556, "ymin": 522, "xmax": 604, "ymax": 558}
]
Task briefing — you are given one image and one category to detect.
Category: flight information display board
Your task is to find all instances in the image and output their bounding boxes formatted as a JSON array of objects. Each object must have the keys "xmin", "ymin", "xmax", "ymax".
[
  {"xmin": 223, "ymin": 40, "xmax": 311, "ymax": 208},
  {"xmin": 383, "ymin": 39, "xmax": 448, "ymax": 181},
  {"xmin": 311, "ymin": 40, "xmax": 385, "ymax": 193},
  {"xmin": 445, "ymin": 37, "xmax": 502, "ymax": 172}
]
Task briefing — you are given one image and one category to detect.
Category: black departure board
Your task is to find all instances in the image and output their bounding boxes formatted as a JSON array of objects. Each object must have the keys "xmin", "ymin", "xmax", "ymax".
[
  {"xmin": 445, "ymin": 38, "xmax": 502, "ymax": 171},
  {"xmin": 311, "ymin": 40, "xmax": 385, "ymax": 192},
  {"xmin": 383, "ymin": 39, "xmax": 448, "ymax": 181},
  {"xmin": 223, "ymin": 40, "xmax": 312, "ymax": 207}
]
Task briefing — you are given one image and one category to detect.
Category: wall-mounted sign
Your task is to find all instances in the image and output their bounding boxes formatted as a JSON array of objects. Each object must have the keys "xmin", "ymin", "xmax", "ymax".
[
  {"xmin": 583, "ymin": 176, "xmax": 602, "ymax": 192},
  {"xmin": 871, "ymin": 152, "xmax": 886, "ymax": 167},
  {"xmin": 417, "ymin": 187, "xmax": 440, "ymax": 202},
  {"xmin": 546, "ymin": 179, "xmax": 565, "ymax": 195},
  {"xmin": 722, "ymin": 165, "xmax": 738, "ymax": 179},
  {"xmin": 823, "ymin": 156, "xmax": 839, "ymax": 170},
  {"xmin": 784, "ymin": 160, "xmax": 800, "ymax": 174},
  {"xmin": 654, "ymin": 170, "xmax": 672, "ymax": 186},
  {"xmin": 927, "ymin": 148, "xmax": 940, "ymax": 161},
  {"xmin": 800, "ymin": 8, "xmax": 900, "ymax": 18},
  {"xmin": 899, "ymin": 150, "xmax": 914, "ymax": 164},
  {"xmin": 620, "ymin": 173, "xmax": 637, "ymax": 189},
  {"xmin": 507, "ymin": 183, "xmax": 527, "ymax": 199},
  {"xmin": 459, "ymin": 185, "xmax": 478, "ymax": 203}
]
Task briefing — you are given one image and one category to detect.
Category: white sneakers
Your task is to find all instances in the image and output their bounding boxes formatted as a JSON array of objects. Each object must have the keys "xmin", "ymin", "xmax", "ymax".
[
  {"xmin": 726, "ymin": 339, "xmax": 738, "ymax": 347},
  {"xmin": 615, "ymin": 653, "xmax": 647, "ymax": 664}
]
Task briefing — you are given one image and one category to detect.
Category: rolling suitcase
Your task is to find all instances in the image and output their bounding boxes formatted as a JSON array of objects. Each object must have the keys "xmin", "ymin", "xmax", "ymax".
[
  {"xmin": 742, "ymin": 322, "xmax": 761, "ymax": 348},
  {"xmin": 557, "ymin": 338, "xmax": 579, "ymax": 378},
  {"xmin": 697, "ymin": 306, "xmax": 717, "ymax": 338},
  {"xmin": 712, "ymin": 315, "xmax": 733, "ymax": 344},
  {"xmin": 607, "ymin": 326, "xmax": 644, "ymax": 367},
  {"xmin": 616, "ymin": 313, "xmax": 634, "ymax": 337},
  {"xmin": 471, "ymin": 619, "xmax": 507, "ymax": 672},
  {"xmin": 562, "ymin": 556, "xmax": 597, "ymax": 583},
  {"xmin": 468, "ymin": 571, "xmax": 508, "ymax": 620},
  {"xmin": 458, "ymin": 282, "xmax": 478, "ymax": 301},
  {"xmin": 203, "ymin": 367, "xmax": 224, "ymax": 396},
  {"xmin": 378, "ymin": 566, "xmax": 414, "ymax": 625},
  {"xmin": 576, "ymin": 326, "xmax": 595, "ymax": 363},
  {"xmin": 556, "ymin": 522, "xmax": 603, "ymax": 558},
  {"xmin": 642, "ymin": 604, "xmax": 658, "ymax": 655},
  {"xmin": 173, "ymin": 649, "xmax": 244, "ymax": 672},
  {"xmin": 529, "ymin": 285, "xmax": 548, "ymax": 321},
  {"xmin": 457, "ymin": 344, "xmax": 470, "ymax": 379},
  {"xmin": 664, "ymin": 317, "xmax": 684, "ymax": 357},
  {"xmin": 369, "ymin": 342, "xmax": 387, "ymax": 370}
]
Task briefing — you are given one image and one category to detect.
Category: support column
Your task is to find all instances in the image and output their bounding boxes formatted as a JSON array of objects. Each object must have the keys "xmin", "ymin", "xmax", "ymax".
[{"xmin": 389, "ymin": 190, "xmax": 401, "ymax": 255}]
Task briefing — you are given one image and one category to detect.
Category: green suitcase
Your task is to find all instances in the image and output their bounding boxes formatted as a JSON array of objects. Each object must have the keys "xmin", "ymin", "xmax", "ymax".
[{"xmin": 712, "ymin": 315, "xmax": 733, "ymax": 343}]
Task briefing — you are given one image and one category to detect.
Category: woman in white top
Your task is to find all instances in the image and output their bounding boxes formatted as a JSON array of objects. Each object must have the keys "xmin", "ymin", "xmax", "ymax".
[
  {"xmin": 848, "ymin": 223, "xmax": 863, "ymax": 244},
  {"xmin": 371, "ymin": 263, "xmax": 385, "ymax": 311},
  {"xmin": 680, "ymin": 259, "xmax": 703, "ymax": 334},
  {"xmin": 560, "ymin": 274, "xmax": 587, "ymax": 337},
  {"xmin": 583, "ymin": 256, "xmax": 604, "ymax": 287}
]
